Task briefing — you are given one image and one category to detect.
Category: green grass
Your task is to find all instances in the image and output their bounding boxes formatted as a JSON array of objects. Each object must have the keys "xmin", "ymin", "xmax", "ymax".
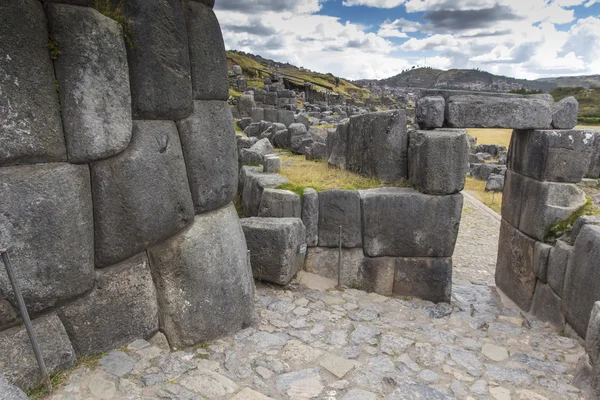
[
  {"xmin": 229, "ymin": 88, "xmax": 243, "ymax": 99},
  {"xmin": 93, "ymin": 0, "xmax": 135, "ymax": 49},
  {"xmin": 551, "ymin": 87, "xmax": 600, "ymax": 118},
  {"xmin": 546, "ymin": 196, "xmax": 600, "ymax": 242},
  {"xmin": 464, "ymin": 176, "xmax": 502, "ymax": 214}
]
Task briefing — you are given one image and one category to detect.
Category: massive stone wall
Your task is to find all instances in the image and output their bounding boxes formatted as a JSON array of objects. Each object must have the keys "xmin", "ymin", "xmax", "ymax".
[{"xmin": 0, "ymin": 0, "xmax": 254, "ymax": 390}]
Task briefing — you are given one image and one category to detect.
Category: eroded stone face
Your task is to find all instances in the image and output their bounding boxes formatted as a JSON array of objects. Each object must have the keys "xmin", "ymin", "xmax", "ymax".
[
  {"xmin": 0, "ymin": 163, "xmax": 94, "ymax": 312},
  {"xmin": 318, "ymin": 190, "xmax": 362, "ymax": 248},
  {"xmin": 148, "ymin": 204, "xmax": 255, "ymax": 348},
  {"xmin": 47, "ymin": 4, "xmax": 132, "ymax": 163},
  {"xmin": 0, "ymin": 0, "xmax": 66, "ymax": 166}
]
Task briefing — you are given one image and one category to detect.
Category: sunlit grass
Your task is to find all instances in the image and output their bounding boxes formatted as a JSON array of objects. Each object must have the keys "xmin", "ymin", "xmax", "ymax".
[
  {"xmin": 464, "ymin": 176, "xmax": 502, "ymax": 215},
  {"xmin": 466, "ymin": 128, "xmax": 512, "ymax": 148}
]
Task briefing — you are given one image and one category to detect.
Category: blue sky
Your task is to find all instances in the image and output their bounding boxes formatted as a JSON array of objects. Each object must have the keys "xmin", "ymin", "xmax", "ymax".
[{"xmin": 214, "ymin": 0, "xmax": 600, "ymax": 80}]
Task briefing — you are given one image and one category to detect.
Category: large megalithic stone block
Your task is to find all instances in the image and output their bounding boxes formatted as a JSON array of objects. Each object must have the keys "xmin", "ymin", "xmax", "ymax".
[
  {"xmin": 304, "ymin": 247, "xmax": 366, "ymax": 287},
  {"xmin": 47, "ymin": 4, "xmax": 133, "ymax": 164},
  {"xmin": 318, "ymin": 190, "xmax": 362, "ymax": 248},
  {"xmin": 0, "ymin": 377, "xmax": 28, "ymax": 400},
  {"xmin": 328, "ymin": 119, "xmax": 349, "ymax": 169},
  {"xmin": 302, "ymin": 188, "xmax": 319, "ymax": 247},
  {"xmin": 586, "ymin": 302, "xmax": 600, "ymax": 365},
  {"xmin": 0, "ymin": 164, "xmax": 94, "ymax": 312},
  {"xmin": 58, "ymin": 253, "xmax": 159, "ymax": 356},
  {"xmin": 495, "ymin": 220, "xmax": 537, "ymax": 311},
  {"xmin": 184, "ymin": 0, "xmax": 228, "ymax": 101},
  {"xmin": 360, "ymin": 188, "xmax": 463, "ymax": 257},
  {"xmin": 563, "ymin": 225, "xmax": 600, "ymax": 338},
  {"xmin": 92, "ymin": 121, "xmax": 195, "ymax": 267},
  {"xmin": 501, "ymin": 170, "xmax": 525, "ymax": 229},
  {"xmin": 258, "ymin": 189, "xmax": 301, "ymax": 218},
  {"xmin": 416, "ymin": 96, "xmax": 445, "ymax": 129},
  {"xmin": 177, "ymin": 101, "xmax": 238, "ymax": 213},
  {"xmin": 445, "ymin": 96, "xmax": 552, "ymax": 129},
  {"xmin": 530, "ymin": 281, "xmax": 565, "ymax": 329},
  {"xmin": 122, "ymin": 0, "xmax": 193, "ymax": 120},
  {"xmin": 0, "ymin": 313, "xmax": 76, "ymax": 390},
  {"xmin": 242, "ymin": 218, "xmax": 306, "ymax": 285},
  {"xmin": 518, "ymin": 177, "xmax": 587, "ymax": 242},
  {"xmin": 392, "ymin": 257, "xmax": 452, "ymax": 303},
  {"xmin": 0, "ymin": 0, "xmax": 66, "ymax": 166},
  {"xmin": 408, "ymin": 129, "xmax": 469, "ymax": 195},
  {"xmin": 242, "ymin": 171, "xmax": 289, "ymax": 217},
  {"xmin": 588, "ymin": 132, "xmax": 600, "ymax": 178},
  {"xmin": 508, "ymin": 129, "xmax": 595, "ymax": 183},
  {"xmin": 552, "ymin": 97, "xmax": 579, "ymax": 130},
  {"xmin": 346, "ymin": 110, "xmax": 408, "ymax": 183},
  {"xmin": 546, "ymin": 240, "xmax": 572, "ymax": 297},
  {"xmin": 148, "ymin": 204, "xmax": 255, "ymax": 348}
]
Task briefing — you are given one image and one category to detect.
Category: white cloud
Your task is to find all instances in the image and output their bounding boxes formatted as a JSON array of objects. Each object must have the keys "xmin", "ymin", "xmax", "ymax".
[{"xmin": 342, "ymin": 0, "xmax": 405, "ymax": 8}]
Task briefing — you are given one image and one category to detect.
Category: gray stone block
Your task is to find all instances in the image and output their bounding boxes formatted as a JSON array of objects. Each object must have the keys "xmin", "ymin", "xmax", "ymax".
[
  {"xmin": 91, "ymin": 120, "xmax": 194, "ymax": 267},
  {"xmin": 242, "ymin": 218, "xmax": 306, "ymax": 285},
  {"xmin": 250, "ymin": 138, "xmax": 275, "ymax": 156},
  {"xmin": 258, "ymin": 189, "xmax": 301, "ymax": 218},
  {"xmin": 518, "ymin": 178, "xmax": 587, "ymax": 242},
  {"xmin": 318, "ymin": 190, "xmax": 362, "ymax": 248},
  {"xmin": 588, "ymin": 132, "xmax": 600, "ymax": 178},
  {"xmin": 563, "ymin": 225, "xmax": 600, "ymax": 338},
  {"xmin": 485, "ymin": 174, "xmax": 505, "ymax": 192},
  {"xmin": 242, "ymin": 172, "xmax": 289, "ymax": 217},
  {"xmin": 552, "ymin": 97, "xmax": 579, "ymax": 129},
  {"xmin": 263, "ymin": 156, "xmax": 281, "ymax": 173},
  {"xmin": 264, "ymin": 108, "xmax": 278, "ymax": 123},
  {"xmin": 238, "ymin": 94, "xmax": 256, "ymax": 118},
  {"xmin": 306, "ymin": 142, "xmax": 328, "ymax": 161},
  {"xmin": 177, "ymin": 100, "xmax": 238, "ymax": 213},
  {"xmin": 278, "ymin": 110, "xmax": 295, "ymax": 127},
  {"xmin": 251, "ymin": 107, "xmax": 265, "ymax": 122},
  {"xmin": 296, "ymin": 112, "xmax": 310, "ymax": 129},
  {"xmin": 304, "ymin": 247, "xmax": 365, "ymax": 287},
  {"xmin": 508, "ymin": 129, "xmax": 595, "ymax": 183},
  {"xmin": 0, "ymin": 0, "xmax": 66, "ymax": 166},
  {"xmin": 328, "ymin": 119, "xmax": 349, "ymax": 168},
  {"xmin": 586, "ymin": 302, "xmax": 600, "ymax": 365},
  {"xmin": 446, "ymin": 96, "xmax": 552, "ymax": 129},
  {"xmin": 265, "ymin": 91, "xmax": 278, "ymax": 106},
  {"xmin": 534, "ymin": 241, "xmax": 552, "ymax": 282},
  {"xmin": 184, "ymin": 0, "xmax": 228, "ymax": 100},
  {"xmin": 501, "ymin": 170, "xmax": 525, "ymax": 229},
  {"xmin": 574, "ymin": 354, "xmax": 600, "ymax": 399},
  {"xmin": 0, "ymin": 164, "xmax": 94, "ymax": 312},
  {"xmin": 393, "ymin": 257, "xmax": 452, "ymax": 303},
  {"xmin": 416, "ymin": 96, "xmax": 445, "ymax": 129},
  {"xmin": 302, "ymin": 188, "xmax": 319, "ymax": 247},
  {"xmin": 547, "ymin": 240, "xmax": 572, "ymax": 297},
  {"xmin": 0, "ymin": 313, "xmax": 76, "ymax": 390},
  {"xmin": 122, "ymin": 0, "xmax": 192, "ymax": 120},
  {"xmin": 566, "ymin": 215, "xmax": 600, "ymax": 245},
  {"xmin": 0, "ymin": 376, "xmax": 28, "ymax": 400},
  {"xmin": 241, "ymin": 148, "xmax": 264, "ymax": 165},
  {"xmin": 237, "ymin": 117, "xmax": 253, "ymax": 131},
  {"xmin": 148, "ymin": 204, "xmax": 255, "ymax": 348},
  {"xmin": 0, "ymin": 299, "xmax": 19, "ymax": 330},
  {"xmin": 360, "ymin": 188, "xmax": 463, "ymax": 257},
  {"xmin": 530, "ymin": 281, "xmax": 565, "ymax": 329},
  {"xmin": 360, "ymin": 258, "xmax": 396, "ymax": 297},
  {"xmin": 495, "ymin": 219, "xmax": 537, "ymax": 311},
  {"xmin": 58, "ymin": 253, "xmax": 159, "ymax": 356},
  {"xmin": 238, "ymin": 165, "xmax": 262, "ymax": 198},
  {"xmin": 347, "ymin": 110, "xmax": 408, "ymax": 183},
  {"xmin": 47, "ymin": 4, "xmax": 132, "ymax": 163},
  {"xmin": 408, "ymin": 129, "xmax": 469, "ymax": 195}
]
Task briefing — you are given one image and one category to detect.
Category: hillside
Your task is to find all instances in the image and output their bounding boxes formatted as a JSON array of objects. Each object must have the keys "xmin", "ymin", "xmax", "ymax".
[
  {"xmin": 552, "ymin": 87, "xmax": 600, "ymax": 123},
  {"xmin": 537, "ymin": 75, "xmax": 600, "ymax": 89},
  {"xmin": 225, "ymin": 50, "xmax": 371, "ymax": 102}
]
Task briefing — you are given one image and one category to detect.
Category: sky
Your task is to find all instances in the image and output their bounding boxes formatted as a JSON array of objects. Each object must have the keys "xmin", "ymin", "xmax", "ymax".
[{"xmin": 213, "ymin": 0, "xmax": 600, "ymax": 81}]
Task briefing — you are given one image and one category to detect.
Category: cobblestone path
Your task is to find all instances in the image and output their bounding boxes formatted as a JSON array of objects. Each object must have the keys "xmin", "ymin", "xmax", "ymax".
[{"xmin": 46, "ymin": 195, "xmax": 587, "ymax": 400}]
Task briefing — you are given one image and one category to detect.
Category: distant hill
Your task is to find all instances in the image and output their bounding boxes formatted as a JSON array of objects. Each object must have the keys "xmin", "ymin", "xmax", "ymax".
[
  {"xmin": 537, "ymin": 75, "xmax": 600, "ymax": 89},
  {"xmin": 225, "ymin": 50, "xmax": 371, "ymax": 102}
]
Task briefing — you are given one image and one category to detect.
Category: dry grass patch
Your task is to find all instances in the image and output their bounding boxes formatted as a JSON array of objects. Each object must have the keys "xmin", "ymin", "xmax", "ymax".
[
  {"xmin": 467, "ymin": 128, "xmax": 512, "ymax": 148},
  {"xmin": 277, "ymin": 152, "xmax": 409, "ymax": 192},
  {"xmin": 464, "ymin": 177, "xmax": 502, "ymax": 214}
]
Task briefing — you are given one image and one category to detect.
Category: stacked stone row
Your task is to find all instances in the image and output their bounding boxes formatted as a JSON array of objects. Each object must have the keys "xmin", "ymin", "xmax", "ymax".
[
  {"xmin": 0, "ymin": 0, "xmax": 254, "ymax": 390},
  {"xmin": 238, "ymin": 110, "xmax": 470, "ymax": 303}
]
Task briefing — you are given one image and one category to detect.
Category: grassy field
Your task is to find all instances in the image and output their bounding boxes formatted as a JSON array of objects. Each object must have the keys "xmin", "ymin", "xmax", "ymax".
[
  {"xmin": 277, "ymin": 152, "xmax": 408, "ymax": 192},
  {"xmin": 467, "ymin": 128, "xmax": 512, "ymax": 148},
  {"xmin": 464, "ymin": 177, "xmax": 502, "ymax": 214}
]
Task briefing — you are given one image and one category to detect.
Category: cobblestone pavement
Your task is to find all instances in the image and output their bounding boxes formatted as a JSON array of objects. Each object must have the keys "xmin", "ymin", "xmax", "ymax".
[{"xmin": 46, "ymin": 196, "xmax": 587, "ymax": 400}]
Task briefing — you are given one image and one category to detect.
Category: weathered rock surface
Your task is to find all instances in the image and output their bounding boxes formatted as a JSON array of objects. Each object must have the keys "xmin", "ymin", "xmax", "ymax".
[
  {"xmin": 318, "ymin": 190, "xmax": 362, "ymax": 248},
  {"xmin": 304, "ymin": 247, "xmax": 366, "ymax": 287},
  {"xmin": 393, "ymin": 257, "xmax": 453, "ymax": 303},
  {"xmin": 242, "ymin": 171, "xmax": 289, "ymax": 217},
  {"xmin": 530, "ymin": 281, "xmax": 565, "ymax": 329},
  {"xmin": 263, "ymin": 155, "xmax": 281, "ymax": 173},
  {"xmin": 563, "ymin": 224, "xmax": 600, "ymax": 338},
  {"xmin": 0, "ymin": 164, "xmax": 94, "ymax": 312},
  {"xmin": 242, "ymin": 218, "xmax": 306, "ymax": 285},
  {"xmin": 360, "ymin": 188, "xmax": 463, "ymax": 257},
  {"xmin": 518, "ymin": 178, "xmax": 586, "ymax": 242},
  {"xmin": 588, "ymin": 132, "xmax": 600, "ymax": 178},
  {"xmin": 278, "ymin": 110, "xmax": 295, "ymax": 127},
  {"xmin": 47, "ymin": 4, "xmax": 132, "ymax": 163},
  {"xmin": 485, "ymin": 174, "xmax": 505, "ymax": 192},
  {"xmin": 446, "ymin": 96, "xmax": 552, "ymax": 129},
  {"xmin": 533, "ymin": 241, "xmax": 552, "ymax": 282},
  {"xmin": 177, "ymin": 101, "xmax": 238, "ymax": 213},
  {"xmin": 360, "ymin": 258, "xmax": 396, "ymax": 296},
  {"xmin": 501, "ymin": 170, "xmax": 525, "ymax": 229},
  {"xmin": 495, "ymin": 220, "xmax": 537, "ymax": 311},
  {"xmin": 59, "ymin": 253, "xmax": 159, "ymax": 356},
  {"xmin": 148, "ymin": 204, "xmax": 254, "ymax": 348},
  {"xmin": 0, "ymin": 313, "xmax": 76, "ymax": 390},
  {"xmin": 238, "ymin": 94, "xmax": 256, "ymax": 118},
  {"xmin": 416, "ymin": 96, "xmax": 445, "ymax": 129},
  {"xmin": 302, "ymin": 188, "xmax": 319, "ymax": 247},
  {"xmin": 347, "ymin": 110, "xmax": 408, "ymax": 183},
  {"xmin": 122, "ymin": 0, "xmax": 193, "ymax": 120},
  {"xmin": 184, "ymin": 0, "xmax": 228, "ymax": 100},
  {"xmin": 408, "ymin": 129, "xmax": 469, "ymax": 195},
  {"xmin": 258, "ymin": 189, "xmax": 301, "ymax": 218},
  {"xmin": 546, "ymin": 240, "xmax": 572, "ymax": 297},
  {"xmin": 91, "ymin": 120, "xmax": 194, "ymax": 267},
  {"xmin": 509, "ymin": 129, "xmax": 595, "ymax": 183},
  {"xmin": 0, "ymin": 376, "xmax": 28, "ymax": 400},
  {"xmin": 586, "ymin": 302, "xmax": 600, "ymax": 365},
  {"xmin": 0, "ymin": 0, "xmax": 66, "ymax": 166},
  {"xmin": 328, "ymin": 119, "xmax": 349, "ymax": 168},
  {"xmin": 552, "ymin": 97, "xmax": 579, "ymax": 129}
]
